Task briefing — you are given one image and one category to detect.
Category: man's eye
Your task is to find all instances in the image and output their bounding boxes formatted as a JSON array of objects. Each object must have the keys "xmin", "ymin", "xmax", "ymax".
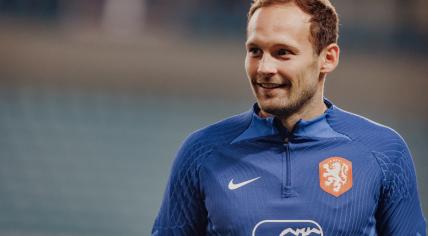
[
  {"xmin": 277, "ymin": 48, "xmax": 291, "ymax": 56},
  {"xmin": 248, "ymin": 47, "xmax": 261, "ymax": 56}
]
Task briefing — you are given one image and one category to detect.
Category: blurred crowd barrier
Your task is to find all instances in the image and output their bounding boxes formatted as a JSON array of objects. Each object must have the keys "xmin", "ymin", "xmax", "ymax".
[
  {"xmin": 1, "ymin": 0, "xmax": 427, "ymax": 235},
  {"xmin": 0, "ymin": 0, "xmax": 427, "ymax": 45}
]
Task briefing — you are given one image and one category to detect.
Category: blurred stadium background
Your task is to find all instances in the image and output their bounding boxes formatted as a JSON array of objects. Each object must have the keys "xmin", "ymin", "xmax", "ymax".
[{"xmin": 0, "ymin": 0, "xmax": 427, "ymax": 235}]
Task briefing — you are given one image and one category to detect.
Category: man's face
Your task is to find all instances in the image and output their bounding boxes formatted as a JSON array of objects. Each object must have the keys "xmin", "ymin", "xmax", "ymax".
[{"xmin": 245, "ymin": 3, "xmax": 324, "ymax": 118}]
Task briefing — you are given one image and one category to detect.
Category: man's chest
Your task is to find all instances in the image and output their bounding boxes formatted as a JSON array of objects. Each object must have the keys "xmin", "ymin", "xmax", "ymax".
[{"xmin": 200, "ymin": 141, "xmax": 382, "ymax": 235}]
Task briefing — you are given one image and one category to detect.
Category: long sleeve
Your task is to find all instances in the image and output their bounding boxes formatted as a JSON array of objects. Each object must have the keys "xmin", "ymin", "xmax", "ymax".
[
  {"xmin": 152, "ymin": 135, "xmax": 208, "ymax": 236},
  {"xmin": 374, "ymin": 138, "xmax": 426, "ymax": 235}
]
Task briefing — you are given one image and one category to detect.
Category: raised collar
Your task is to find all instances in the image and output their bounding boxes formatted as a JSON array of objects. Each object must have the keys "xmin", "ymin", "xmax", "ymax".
[{"xmin": 231, "ymin": 98, "xmax": 349, "ymax": 144}]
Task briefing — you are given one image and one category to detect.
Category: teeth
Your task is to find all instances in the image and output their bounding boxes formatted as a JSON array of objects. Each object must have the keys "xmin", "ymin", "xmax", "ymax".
[{"xmin": 259, "ymin": 83, "xmax": 282, "ymax": 89}]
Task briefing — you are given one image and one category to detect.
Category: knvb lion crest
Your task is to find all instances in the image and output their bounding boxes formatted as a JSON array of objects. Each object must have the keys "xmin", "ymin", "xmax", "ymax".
[{"xmin": 319, "ymin": 157, "xmax": 352, "ymax": 197}]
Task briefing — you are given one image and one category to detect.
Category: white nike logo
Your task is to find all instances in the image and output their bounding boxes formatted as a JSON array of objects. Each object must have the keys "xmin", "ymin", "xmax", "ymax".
[{"xmin": 228, "ymin": 177, "xmax": 261, "ymax": 190}]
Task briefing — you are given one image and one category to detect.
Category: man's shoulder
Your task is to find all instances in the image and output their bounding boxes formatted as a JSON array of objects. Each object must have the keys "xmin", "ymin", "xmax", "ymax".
[
  {"xmin": 168, "ymin": 110, "xmax": 253, "ymax": 180},
  {"xmin": 330, "ymin": 106, "xmax": 407, "ymax": 151},
  {"xmin": 181, "ymin": 109, "xmax": 253, "ymax": 150}
]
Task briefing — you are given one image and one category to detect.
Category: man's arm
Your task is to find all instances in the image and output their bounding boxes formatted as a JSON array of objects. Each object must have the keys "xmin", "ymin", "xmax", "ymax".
[
  {"xmin": 152, "ymin": 135, "xmax": 208, "ymax": 236},
  {"xmin": 374, "ymin": 137, "xmax": 426, "ymax": 235}
]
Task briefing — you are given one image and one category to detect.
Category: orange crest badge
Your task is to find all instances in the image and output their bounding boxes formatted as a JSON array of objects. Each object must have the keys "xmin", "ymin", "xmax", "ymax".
[{"xmin": 319, "ymin": 157, "xmax": 352, "ymax": 197}]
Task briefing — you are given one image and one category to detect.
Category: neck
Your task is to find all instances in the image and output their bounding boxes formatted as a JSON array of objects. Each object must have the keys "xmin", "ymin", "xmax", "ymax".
[
  {"xmin": 259, "ymin": 90, "xmax": 327, "ymax": 132},
  {"xmin": 279, "ymin": 96, "xmax": 327, "ymax": 132}
]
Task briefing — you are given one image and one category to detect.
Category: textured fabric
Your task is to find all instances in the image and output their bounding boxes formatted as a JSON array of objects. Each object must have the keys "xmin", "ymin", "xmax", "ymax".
[{"xmin": 152, "ymin": 98, "xmax": 426, "ymax": 236}]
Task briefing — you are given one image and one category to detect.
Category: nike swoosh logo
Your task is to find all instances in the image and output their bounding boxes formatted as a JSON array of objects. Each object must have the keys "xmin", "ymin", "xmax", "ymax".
[{"xmin": 228, "ymin": 177, "xmax": 261, "ymax": 190}]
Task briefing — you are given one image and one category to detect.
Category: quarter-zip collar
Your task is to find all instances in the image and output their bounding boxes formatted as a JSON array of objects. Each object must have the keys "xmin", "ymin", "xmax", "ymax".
[{"xmin": 231, "ymin": 98, "xmax": 349, "ymax": 144}]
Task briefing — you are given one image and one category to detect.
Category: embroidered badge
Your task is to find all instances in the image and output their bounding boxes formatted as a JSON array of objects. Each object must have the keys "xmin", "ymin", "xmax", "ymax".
[{"xmin": 319, "ymin": 157, "xmax": 352, "ymax": 197}]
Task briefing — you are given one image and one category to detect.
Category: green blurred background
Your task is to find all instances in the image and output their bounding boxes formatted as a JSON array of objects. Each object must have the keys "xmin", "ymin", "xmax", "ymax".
[{"xmin": 0, "ymin": 0, "xmax": 427, "ymax": 235}]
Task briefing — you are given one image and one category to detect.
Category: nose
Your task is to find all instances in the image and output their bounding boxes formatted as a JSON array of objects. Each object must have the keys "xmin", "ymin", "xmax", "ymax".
[{"xmin": 257, "ymin": 55, "xmax": 277, "ymax": 76}]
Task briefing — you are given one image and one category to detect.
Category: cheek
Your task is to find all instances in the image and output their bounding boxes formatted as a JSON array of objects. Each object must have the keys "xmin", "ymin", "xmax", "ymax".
[
  {"xmin": 277, "ymin": 63, "xmax": 297, "ymax": 82},
  {"xmin": 245, "ymin": 57, "xmax": 256, "ymax": 77},
  {"xmin": 283, "ymin": 59, "xmax": 319, "ymax": 83}
]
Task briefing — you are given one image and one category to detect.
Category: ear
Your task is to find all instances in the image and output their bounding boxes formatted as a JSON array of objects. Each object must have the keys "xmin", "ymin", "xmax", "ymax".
[{"xmin": 320, "ymin": 43, "xmax": 340, "ymax": 73}]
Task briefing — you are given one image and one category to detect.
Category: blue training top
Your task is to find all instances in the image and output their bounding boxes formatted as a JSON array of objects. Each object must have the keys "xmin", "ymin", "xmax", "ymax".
[{"xmin": 152, "ymin": 99, "xmax": 426, "ymax": 235}]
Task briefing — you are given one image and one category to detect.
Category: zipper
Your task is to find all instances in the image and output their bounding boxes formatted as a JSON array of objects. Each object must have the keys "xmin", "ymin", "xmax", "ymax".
[
  {"xmin": 282, "ymin": 136, "xmax": 298, "ymax": 198},
  {"xmin": 285, "ymin": 137, "xmax": 291, "ymax": 186}
]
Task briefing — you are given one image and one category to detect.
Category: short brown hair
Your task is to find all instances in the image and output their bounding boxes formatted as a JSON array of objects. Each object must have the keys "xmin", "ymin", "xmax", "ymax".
[{"xmin": 248, "ymin": 0, "xmax": 339, "ymax": 54}]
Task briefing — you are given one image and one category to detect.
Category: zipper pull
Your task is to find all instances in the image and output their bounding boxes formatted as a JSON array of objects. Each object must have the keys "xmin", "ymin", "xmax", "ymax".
[{"xmin": 284, "ymin": 137, "xmax": 289, "ymax": 143}]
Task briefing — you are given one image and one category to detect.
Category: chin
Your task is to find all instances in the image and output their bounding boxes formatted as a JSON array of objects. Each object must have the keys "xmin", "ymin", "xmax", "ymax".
[
  {"xmin": 259, "ymin": 91, "xmax": 312, "ymax": 117},
  {"xmin": 258, "ymin": 99, "xmax": 292, "ymax": 117}
]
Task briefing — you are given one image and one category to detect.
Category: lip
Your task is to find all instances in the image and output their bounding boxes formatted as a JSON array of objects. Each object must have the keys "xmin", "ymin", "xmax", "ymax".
[{"xmin": 256, "ymin": 82, "xmax": 289, "ymax": 89}]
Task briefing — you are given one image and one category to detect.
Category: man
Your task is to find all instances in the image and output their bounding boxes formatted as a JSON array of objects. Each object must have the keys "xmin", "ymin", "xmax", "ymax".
[{"xmin": 152, "ymin": 0, "xmax": 426, "ymax": 235}]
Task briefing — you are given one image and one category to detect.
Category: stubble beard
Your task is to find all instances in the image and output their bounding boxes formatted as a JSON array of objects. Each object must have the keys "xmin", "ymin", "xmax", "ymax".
[{"xmin": 257, "ymin": 82, "xmax": 319, "ymax": 119}]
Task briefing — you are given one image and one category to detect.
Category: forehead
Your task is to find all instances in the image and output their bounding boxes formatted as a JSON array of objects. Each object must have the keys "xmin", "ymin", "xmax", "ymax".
[{"xmin": 247, "ymin": 3, "xmax": 312, "ymax": 47}]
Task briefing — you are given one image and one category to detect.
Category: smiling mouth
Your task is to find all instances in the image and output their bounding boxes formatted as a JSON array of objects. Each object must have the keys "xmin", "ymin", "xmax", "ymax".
[{"xmin": 257, "ymin": 82, "xmax": 289, "ymax": 89}]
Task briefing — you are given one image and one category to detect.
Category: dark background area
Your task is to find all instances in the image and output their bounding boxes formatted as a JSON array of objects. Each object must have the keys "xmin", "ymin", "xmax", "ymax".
[{"xmin": 0, "ymin": 0, "xmax": 427, "ymax": 235}]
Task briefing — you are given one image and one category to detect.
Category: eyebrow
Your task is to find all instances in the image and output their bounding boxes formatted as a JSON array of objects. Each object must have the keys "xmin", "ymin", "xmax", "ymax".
[{"xmin": 245, "ymin": 42, "xmax": 300, "ymax": 53}]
